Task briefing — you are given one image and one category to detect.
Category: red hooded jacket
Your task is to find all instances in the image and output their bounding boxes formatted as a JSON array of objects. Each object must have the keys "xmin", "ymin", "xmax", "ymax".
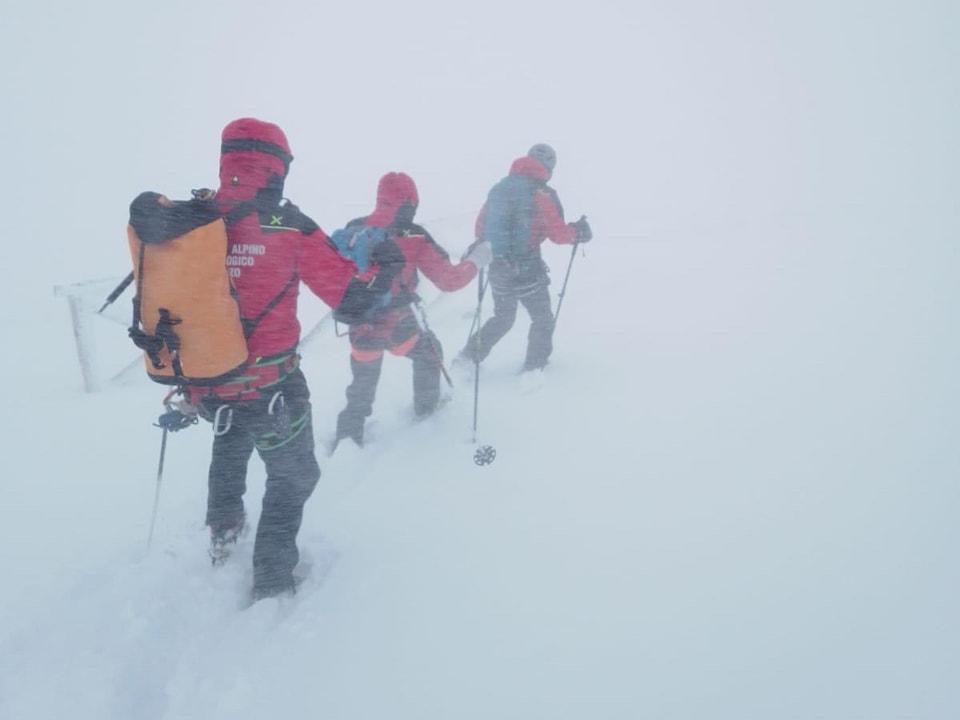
[
  {"xmin": 195, "ymin": 119, "xmax": 361, "ymax": 398},
  {"xmin": 345, "ymin": 172, "xmax": 478, "ymax": 352},
  {"xmin": 367, "ymin": 172, "xmax": 478, "ymax": 295},
  {"xmin": 353, "ymin": 173, "xmax": 477, "ymax": 306}
]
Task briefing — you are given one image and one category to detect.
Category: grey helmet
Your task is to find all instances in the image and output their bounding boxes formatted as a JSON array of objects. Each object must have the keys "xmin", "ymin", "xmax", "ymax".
[{"xmin": 528, "ymin": 143, "xmax": 557, "ymax": 174}]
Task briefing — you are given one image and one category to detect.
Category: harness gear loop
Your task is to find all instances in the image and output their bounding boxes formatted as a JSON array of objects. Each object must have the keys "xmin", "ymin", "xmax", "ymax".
[
  {"xmin": 212, "ymin": 405, "xmax": 234, "ymax": 437},
  {"xmin": 267, "ymin": 391, "xmax": 292, "ymax": 439}
]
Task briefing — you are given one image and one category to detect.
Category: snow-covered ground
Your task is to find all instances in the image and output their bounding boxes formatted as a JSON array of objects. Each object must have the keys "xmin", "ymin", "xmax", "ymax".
[{"xmin": 1, "ymin": 2, "xmax": 958, "ymax": 719}]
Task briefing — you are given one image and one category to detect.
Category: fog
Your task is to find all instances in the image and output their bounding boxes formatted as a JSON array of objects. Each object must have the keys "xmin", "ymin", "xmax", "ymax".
[{"xmin": 1, "ymin": 2, "xmax": 958, "ymax": 718}]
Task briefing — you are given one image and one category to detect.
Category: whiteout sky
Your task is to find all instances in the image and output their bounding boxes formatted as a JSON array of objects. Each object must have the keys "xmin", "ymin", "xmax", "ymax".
[{"xmin": 0, "ymin": 2, "xmax": 958, "ymax": 719}]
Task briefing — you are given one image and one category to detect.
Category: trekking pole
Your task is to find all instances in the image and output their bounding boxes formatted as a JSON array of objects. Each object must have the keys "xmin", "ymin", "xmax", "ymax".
[
  {"xmin": 553, "ymin": 242, "xmax": 581, "ymax": 327},
  {"xmin": 472, "ymin": 270, "xmax": 484, "ymax": 443},
  {"xmin": 145, "ymin": 394, "xmax": 197, "ymax": 550},
  {"xmin": 470, "ymin": 269, "xmax": 496, "ymax": 465},
  {"xmin": 408, "ymin": 292, "xmax": 453, "ymax": 388},
  {"xmin": 146, "ymin": 426, "xmax": 169, "ymax": 551},
  {"xmin": 98, "ymin": 271, "xmax": 135, "ymax": 313},
  {"xmin": 464, "ymin": 271, "xmax": 489, "ymax": 350}
]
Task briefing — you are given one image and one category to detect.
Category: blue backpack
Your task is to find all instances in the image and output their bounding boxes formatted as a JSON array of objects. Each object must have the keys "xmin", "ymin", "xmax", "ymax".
[
  {"xmin": 481, "ymin": 175, "xmax": 538, "ymax": 261},
  {"xmin": 330, "ymin": 223, "xmax": 396, "ymax": 321},
  {"xmin": 330, "ymin": 223, "xmax": 390, "ymax": 273}
]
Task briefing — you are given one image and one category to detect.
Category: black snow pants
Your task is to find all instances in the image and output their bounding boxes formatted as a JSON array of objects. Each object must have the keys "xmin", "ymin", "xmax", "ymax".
[
  {"xmin": 203, "ymin": 368, "xmax": 320, "ymax": 595},
  {"xmin": 336, "ymin": 311, "xmax": 443, "ymax": 445},
  {"xmin": 464, "ymin": 258, "xmax": 555, "ymax": 370}
]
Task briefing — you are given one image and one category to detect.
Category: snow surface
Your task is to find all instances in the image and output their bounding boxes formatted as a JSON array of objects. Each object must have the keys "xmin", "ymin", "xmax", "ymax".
[{"xmin": 1, "ymin": 2, "xmax": 959, "ymax": 719}]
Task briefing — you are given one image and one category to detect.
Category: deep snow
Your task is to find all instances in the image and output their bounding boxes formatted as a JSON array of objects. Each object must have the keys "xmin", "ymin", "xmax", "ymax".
[{"xmin": 1, "ymin": 2, "xmax": 959, "ymax": 719}]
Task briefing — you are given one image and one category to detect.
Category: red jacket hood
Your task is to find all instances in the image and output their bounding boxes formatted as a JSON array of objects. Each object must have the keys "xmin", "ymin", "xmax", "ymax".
[
  {"xmin": 367, "ymin": 172, "xmax": 420, "ymax": 228},
  {"xmin": 509, "ymin": 156, "xmax": 552, "ymax": 182}
]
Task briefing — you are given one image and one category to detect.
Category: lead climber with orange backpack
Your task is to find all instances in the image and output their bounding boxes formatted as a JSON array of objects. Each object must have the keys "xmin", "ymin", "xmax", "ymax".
[{"xmin": 126, "ymin": 118, "xmax": 403, "ymax": 601}]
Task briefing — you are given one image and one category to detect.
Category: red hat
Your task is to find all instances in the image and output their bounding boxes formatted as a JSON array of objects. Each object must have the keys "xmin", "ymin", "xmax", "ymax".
[
  {"xmin": 218, "ymin": 118, "xmax": 293, "ymax": 201},
  {"xmin": 220, "ymin": 118, "xmax": 292, "ymax": 169}
]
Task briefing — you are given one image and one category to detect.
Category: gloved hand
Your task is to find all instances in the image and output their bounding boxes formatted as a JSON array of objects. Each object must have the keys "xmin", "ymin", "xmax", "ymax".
[
  {"xmin": 572, "ymin": 215, "xmax": 592, "ymax": 244},
  {"xmin": 170, "ymin": 396, "xmax": 200, "ymax": 418},
  {"xmin": 191, "ymin": 188, "xmax": 216, "ymax": 201},
  {"xmin": 369, "ymin": 236, "xmax": 405, "ymax": 294},
  {"xmin": 156, "ymin": 406, "xmax": 198, "ymax": 432},
  {"xmin": 462, "ymin": 240, "xmax": 493, "ymax": 270}
]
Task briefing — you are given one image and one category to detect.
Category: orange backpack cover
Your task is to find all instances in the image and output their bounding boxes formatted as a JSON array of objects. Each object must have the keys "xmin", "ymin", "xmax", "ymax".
[{"xmin": 127, "ymin": 192, "xmax": 248, "ymax": 385}]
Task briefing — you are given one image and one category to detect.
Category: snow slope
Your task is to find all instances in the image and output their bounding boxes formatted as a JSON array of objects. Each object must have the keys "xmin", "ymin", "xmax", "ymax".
[{"xmin": 1, "ymin": 2, "xmax": 958, "ymax": 719}]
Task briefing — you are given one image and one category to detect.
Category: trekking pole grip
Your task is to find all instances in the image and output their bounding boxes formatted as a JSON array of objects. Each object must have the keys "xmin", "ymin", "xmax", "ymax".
[{"xmin": 98, "ymin": 271, "xmax": 135, "ymax": 313}]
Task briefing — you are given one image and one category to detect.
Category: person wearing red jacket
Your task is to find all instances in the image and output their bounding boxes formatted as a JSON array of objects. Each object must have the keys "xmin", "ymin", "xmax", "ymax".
[
  {"xmin": 333, "ymin": 171, "xmax": 492, "ymax": 450},
  {"xmin": 459, "ymin": 144, "xmax": 592, "ymax": 371},
  {"xmin": 184, "ymin": 118, "xmax": 403, "ymax": 600}
]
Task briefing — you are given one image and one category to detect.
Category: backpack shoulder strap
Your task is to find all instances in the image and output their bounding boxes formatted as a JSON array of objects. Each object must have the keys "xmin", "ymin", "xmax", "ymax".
[
  {"xmin": 233, "ymin": 197, "xmax": 321, "ymax": 340},
  {"xmin": 224, "ymin": 200, "xmax": 256, "ymax": 227},
  {"xmin": 538, "ymin": 183, "xmax": 564, "ymax": 220},
  {"xmin": 241, "ymin": 272, "xmax": 298, "ymax": 340}
]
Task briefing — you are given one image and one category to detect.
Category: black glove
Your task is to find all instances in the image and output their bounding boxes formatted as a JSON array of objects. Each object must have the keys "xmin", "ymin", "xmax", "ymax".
[
  {"xmin": 572, "ymin": 215, "xmax": 592, "ymax": 244},
  {"xmin": 368, "ymin": 235, "xmax": 405, "ymax": 294},
  {"xmin": 155, "ymin": 407, "xmax": 198, "ymax": 432}
]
